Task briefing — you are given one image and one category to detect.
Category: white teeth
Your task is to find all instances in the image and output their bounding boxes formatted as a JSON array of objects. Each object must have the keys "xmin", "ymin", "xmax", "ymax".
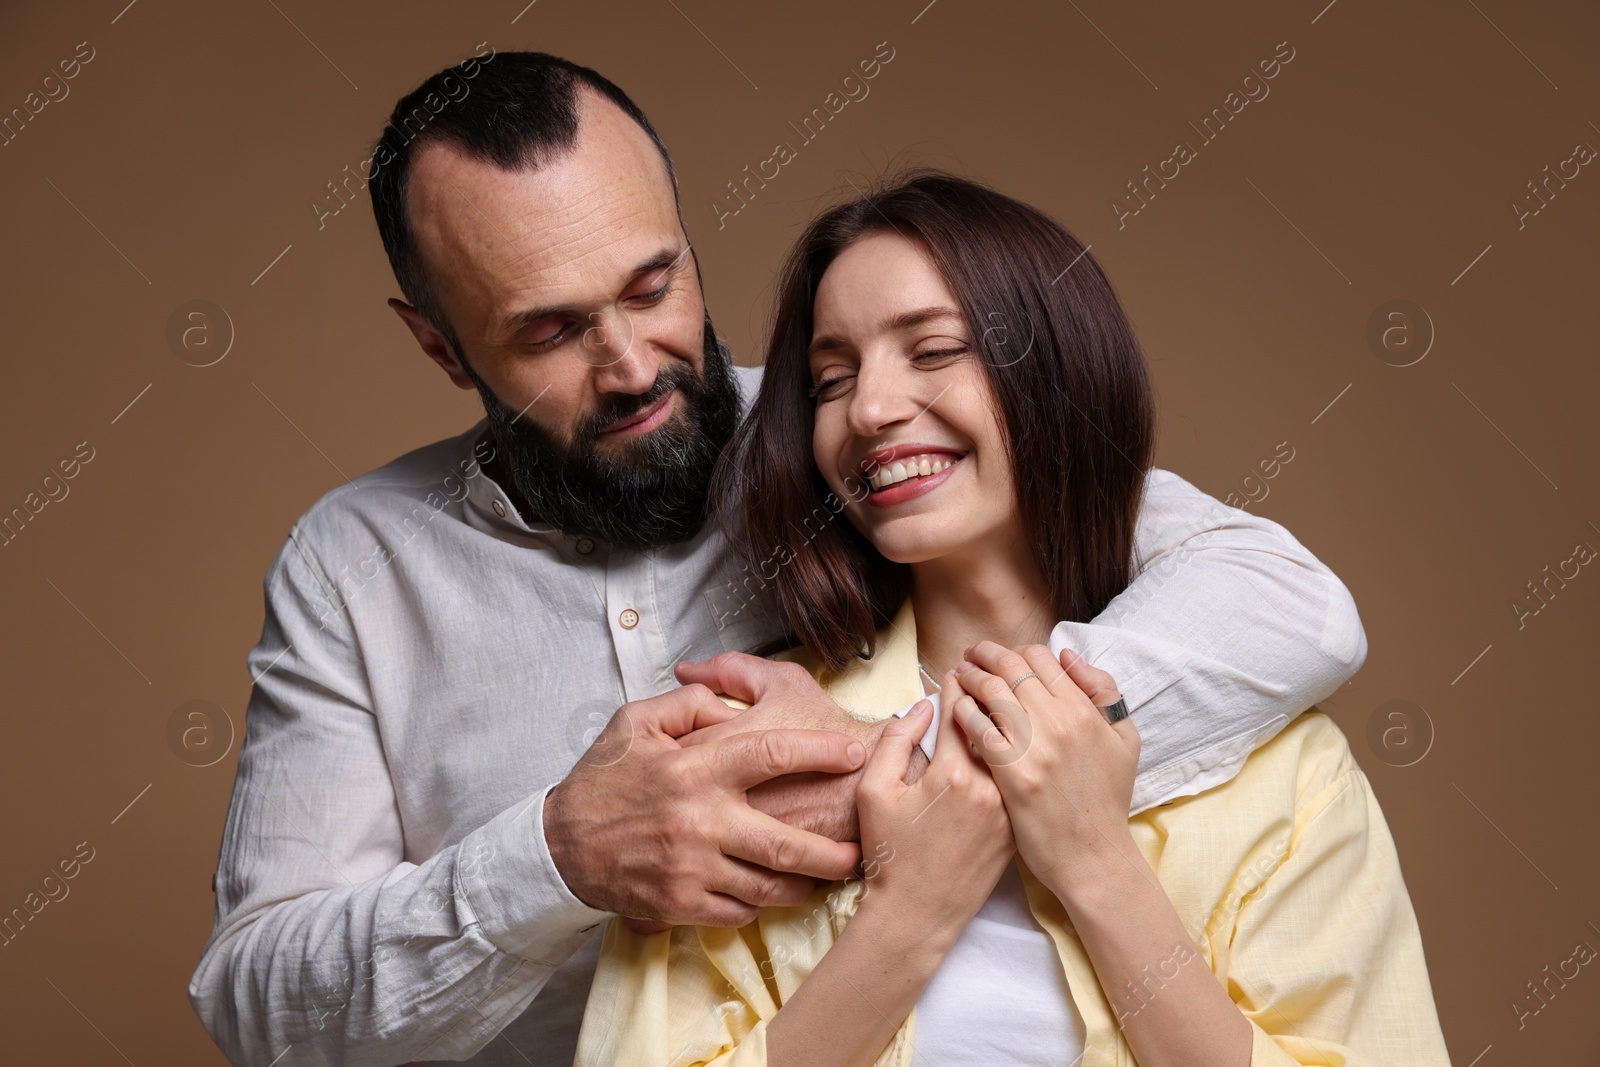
[{"xmin": 866, "ymin": 453, "xmax": 958, "ymax": 491}]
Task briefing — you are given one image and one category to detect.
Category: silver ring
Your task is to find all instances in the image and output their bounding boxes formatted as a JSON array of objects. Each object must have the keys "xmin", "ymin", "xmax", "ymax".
[
  {"xmin": 1100, "ymin": 697, "xmax": 1130, "ymax": 723},
  {"xmin": 1009, "ymin": 671, "xmax": 1040, "ymax": 691}
]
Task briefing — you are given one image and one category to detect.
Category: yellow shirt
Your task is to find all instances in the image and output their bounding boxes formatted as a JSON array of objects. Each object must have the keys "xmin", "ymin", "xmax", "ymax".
[{"xmin": 575, "ymin": 603, "xmax": 1451, "ymax": 1066}]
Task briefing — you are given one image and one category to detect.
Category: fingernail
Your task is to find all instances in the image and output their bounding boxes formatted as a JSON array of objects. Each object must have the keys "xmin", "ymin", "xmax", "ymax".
[
  {"xmin": 847, "ymin": 742, "xmax": 865, "ymax": 764},
  {"xmin": 913, "ymin": 699, "xmax": 932, "ymax": 716},
  {"xmin": 955, "ymin": 661, "xmax": 974, "ymax": 673}
]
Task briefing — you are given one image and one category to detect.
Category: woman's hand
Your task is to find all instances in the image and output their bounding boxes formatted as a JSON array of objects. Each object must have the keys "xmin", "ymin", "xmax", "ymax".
[
  {"xmin": 950, "ymin": 644, "xmax": 1255, "ymax": 1067},
  {"xmin": 948, "ymin": 641, "xmax": 1140, "ymax": 902},
  {"xmin": 764, "ymin": 687, "xmax": 1016, "ymax": 1067},
  {"xmin": 854, "ymin": 682, "xmax": 1015, "ymax": 932}
]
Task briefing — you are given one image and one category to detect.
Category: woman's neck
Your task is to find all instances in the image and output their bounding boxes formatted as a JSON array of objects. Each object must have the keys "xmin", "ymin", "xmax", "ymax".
[{"xmin": 908, "ymin": 534, "xmax": 1054, "ymax": 681}]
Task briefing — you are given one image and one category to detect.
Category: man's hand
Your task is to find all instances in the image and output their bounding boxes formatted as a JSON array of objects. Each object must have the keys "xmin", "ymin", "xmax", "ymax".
[
  {"xmin": 543, "ymin": 681, "xmax": 866, "ymax": 930},
  {"xmin": 675, "ymin": 653, "xmax": 930, "ymax": 845}
]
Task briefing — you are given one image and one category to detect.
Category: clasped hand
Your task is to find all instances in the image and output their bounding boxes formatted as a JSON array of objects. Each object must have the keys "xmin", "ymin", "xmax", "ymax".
[
  {"xmin": 850, "ymin": 644, "xmax": 1138, "ymax": 923},
  {"xmin": 543, "ymin": 653, "xmax": 887, "ymax": 931},
  {"xmin": 947, "ymin": 641, "xmax": 1142, "ymax": 899}
]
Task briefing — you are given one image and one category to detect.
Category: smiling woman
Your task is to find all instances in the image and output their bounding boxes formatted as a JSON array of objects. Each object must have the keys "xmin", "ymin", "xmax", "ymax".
[
  {"xmin": 575, "ymin": 171, "xmax": 1449, "ymax": 1067},
  {"xmin": 722, "ymin": 171, "xmax": 1154, "ymax": 673}
]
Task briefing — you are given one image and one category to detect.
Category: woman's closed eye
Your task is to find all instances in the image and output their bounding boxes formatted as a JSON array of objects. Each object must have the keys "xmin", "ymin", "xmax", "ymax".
[
  {"xmin": 808, "ymin": 372, "xmax": 854, "ymax": 402},
  {"xmin": 808, "ymin": 344, "xmax": 971, "ymax": 402},
  {"xmin": 912, "ymin": 345, "xmax": 968, "ymax": 366}
]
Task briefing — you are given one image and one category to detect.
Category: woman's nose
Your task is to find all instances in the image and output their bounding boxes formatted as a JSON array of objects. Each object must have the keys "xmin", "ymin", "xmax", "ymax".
[{"xmin": 845, "ymin": 359, "xmax": 923, "ymax": 438}]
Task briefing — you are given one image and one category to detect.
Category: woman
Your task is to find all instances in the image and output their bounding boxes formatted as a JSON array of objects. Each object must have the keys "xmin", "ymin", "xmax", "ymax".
[{"xmin": 575, "ymin": 173, "xmax": 1449, "ymax": 1066}]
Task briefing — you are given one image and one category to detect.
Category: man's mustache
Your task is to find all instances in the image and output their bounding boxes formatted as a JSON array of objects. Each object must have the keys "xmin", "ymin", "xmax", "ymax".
[{"xmin": 574, "ymin": 365, "xmax": 694, "ymax": 441}]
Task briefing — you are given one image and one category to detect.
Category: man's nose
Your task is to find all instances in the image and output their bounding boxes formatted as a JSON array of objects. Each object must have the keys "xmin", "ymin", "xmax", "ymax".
[{"xmin": 583, "ymin": 306, "xmax": 658, "ymax": 395}]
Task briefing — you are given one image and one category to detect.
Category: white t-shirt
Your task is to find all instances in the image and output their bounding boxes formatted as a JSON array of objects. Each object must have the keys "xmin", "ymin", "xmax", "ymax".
[
  {"xmin": 913, "ymin": 860, "xmax": 1084, "ymax": 1064},
  {"xmin": 897, "ymin": 692, "xmax": 1085, "ymax": 1064}
]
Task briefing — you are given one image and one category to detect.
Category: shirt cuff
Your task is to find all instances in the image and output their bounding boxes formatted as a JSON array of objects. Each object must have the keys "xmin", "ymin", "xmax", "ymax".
[
  {"xmin": 1047, "ymin": 620, "xmax": 1173, "ymax": 728},
  {"xmin": 455, "ymin": 782, "xmax": 613, "ymax": 965}
]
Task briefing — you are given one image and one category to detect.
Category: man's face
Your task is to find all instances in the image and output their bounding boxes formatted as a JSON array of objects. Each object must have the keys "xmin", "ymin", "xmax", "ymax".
[{"xmin": 404, "ymin": 91, "xmax": 738, "ymax": 547}]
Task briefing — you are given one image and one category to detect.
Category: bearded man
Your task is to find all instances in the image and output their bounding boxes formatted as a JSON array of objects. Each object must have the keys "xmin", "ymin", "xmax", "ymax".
[{"xmin": 189, "ymin": 51, "xmax": 1367, "ymax": 1066}]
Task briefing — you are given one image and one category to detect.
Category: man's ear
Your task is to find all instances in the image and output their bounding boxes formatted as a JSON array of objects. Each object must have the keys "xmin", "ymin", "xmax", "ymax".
[{"xmin": 388, "ymin": 298, "xmax": 476, "ymax": 391}]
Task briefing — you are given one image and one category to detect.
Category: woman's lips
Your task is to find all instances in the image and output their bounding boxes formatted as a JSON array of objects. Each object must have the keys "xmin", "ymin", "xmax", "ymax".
[
  {"xmin": 863, "ymin": 453, "xmax": 965, "ymax": 509},
  {"xmin": 600, "ymin": 390, "xmax": 675, "ymax": 436},
  {"xmin": 857, "ymin": 443, "xmax": 965, "ymax": 478}
]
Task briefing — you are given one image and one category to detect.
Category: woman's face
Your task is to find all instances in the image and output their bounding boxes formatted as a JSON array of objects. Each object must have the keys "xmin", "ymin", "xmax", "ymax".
[{"xmin": 809, "ymin": 232, "xmax": 1019, "ymax": 565}]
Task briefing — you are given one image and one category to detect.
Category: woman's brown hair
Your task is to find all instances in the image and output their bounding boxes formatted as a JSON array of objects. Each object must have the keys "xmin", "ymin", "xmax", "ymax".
[{"xmin": 715, "ymin": 171, "xmax": 1156, "ymax": 672}]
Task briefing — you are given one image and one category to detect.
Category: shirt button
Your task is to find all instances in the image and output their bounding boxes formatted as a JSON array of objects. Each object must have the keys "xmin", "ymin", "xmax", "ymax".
[
  {"xmin": 492, "ymin": 500, "xmax": 507, "ymax": 518},
  {"xmin": 575, "ymin": 537, "xmax": 595, "ymax": 555},
  {"xmin": 618, "ymin": 608, "xmax": 640, "ymax": 630}
]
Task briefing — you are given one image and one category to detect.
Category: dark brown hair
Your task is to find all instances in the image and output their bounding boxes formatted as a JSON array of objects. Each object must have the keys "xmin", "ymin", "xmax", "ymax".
[{"xmin": 716, "ymin": 171, "xmax": 1156, "ymax": 672}]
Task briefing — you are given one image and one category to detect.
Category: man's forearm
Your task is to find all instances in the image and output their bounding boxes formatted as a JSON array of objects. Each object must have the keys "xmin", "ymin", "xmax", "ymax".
[
  {"xmin": 1054, "ymin": 468, "xmax": 1367, "ymax": 813},
  {"xmin": 206, "ymin": 526, "xmax": 613, "ymax": 1062},
  {"xmin": 192, "ymin": 788, "xmax": 605, "ymax": 1065}
]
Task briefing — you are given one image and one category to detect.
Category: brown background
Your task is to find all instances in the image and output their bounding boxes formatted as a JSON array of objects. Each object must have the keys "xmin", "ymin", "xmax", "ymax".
[{"xmin": 2, "ymin": 0, "xmax": 1597, "ymax": 1062}]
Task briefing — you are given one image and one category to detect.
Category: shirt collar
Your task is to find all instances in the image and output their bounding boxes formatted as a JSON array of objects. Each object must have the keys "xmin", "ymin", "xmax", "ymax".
[
  {"xmin": 461, "ymin": 420, "xmax": 548, "ymax": 537},
  {"xmin": 783, "ymin": 599, "xmax": 923, "ymax": 720}
]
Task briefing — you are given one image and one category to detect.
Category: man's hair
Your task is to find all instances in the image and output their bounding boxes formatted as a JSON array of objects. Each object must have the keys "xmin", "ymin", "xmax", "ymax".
[
  {"xmin": 368, "ymin": 51, "xmax": 678, "ymax": 354},
  {"xmin": 717, "ymin": 171, "xmax": 1156, "ymax": 672}
]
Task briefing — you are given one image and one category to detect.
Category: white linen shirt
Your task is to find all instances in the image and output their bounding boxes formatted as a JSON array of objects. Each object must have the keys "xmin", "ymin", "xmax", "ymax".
[{"xmin": 188, "ymin": 365, "xmax": 1366, "ymax": 1066}]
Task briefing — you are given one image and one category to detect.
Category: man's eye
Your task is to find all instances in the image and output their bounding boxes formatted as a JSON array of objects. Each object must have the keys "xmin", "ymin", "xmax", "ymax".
[
  {"xmin": 524, "ymin": 323, "xmax": 570, "ymax": 351},
  {"xmin": 628, "ymin": 274, "xmax": 672, "ymax": 305}
]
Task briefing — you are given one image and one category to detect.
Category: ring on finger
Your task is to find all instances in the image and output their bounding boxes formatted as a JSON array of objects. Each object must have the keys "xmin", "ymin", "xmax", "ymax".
[
  {"xmin": 1099, "ymin": 696, "xmax": 1130, "ymax": 723},
  {"xmin": 1009, "ymin": 671, "xmax": 1040, "ymax": 691}
]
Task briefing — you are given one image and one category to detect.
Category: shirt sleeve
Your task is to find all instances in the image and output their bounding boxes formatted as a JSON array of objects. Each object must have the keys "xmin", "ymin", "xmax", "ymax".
[
  {"xmin": 1228, "ymin": 747, "xmax": 1452, "ymax": 1066},
  {"xmin": 188, "ymin": 526, "xmax": 609, "ymax": 1066},
  {"xmin": 1050, "ymin": 468, "xmax": 1368, "ymax": 814}
]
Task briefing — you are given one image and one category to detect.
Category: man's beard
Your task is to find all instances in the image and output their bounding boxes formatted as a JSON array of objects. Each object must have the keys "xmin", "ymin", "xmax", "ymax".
[{"xmin": 464, "ymin": 313, "xmax": 741, "ymax": 550}]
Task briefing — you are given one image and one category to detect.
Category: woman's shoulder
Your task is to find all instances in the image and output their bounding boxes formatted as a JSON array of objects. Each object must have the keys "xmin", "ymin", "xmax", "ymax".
[
  {"xmin": 1273, "ymin": 709, "xmax": 1360, "ymax": 788},
  {"xmin": 1226, "ymin": 710, "xmax": 1370, "ymax": 822},
  {"xmin": 1135, "ymin": 712, "xmax": 1380, "ymax": 902},
  {"xmin": 1149, "ymin": 712, "xmax": 1364, "ymax": 825}
]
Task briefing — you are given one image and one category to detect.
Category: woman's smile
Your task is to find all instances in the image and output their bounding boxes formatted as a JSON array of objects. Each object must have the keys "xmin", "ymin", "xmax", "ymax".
[
  {"xmin": 809, "ymin": 232, "xmax": 1018, "ymax": 564},
  {"xmin": 863, "ymin": 450, "xmax": 965, "ymax": 508}
]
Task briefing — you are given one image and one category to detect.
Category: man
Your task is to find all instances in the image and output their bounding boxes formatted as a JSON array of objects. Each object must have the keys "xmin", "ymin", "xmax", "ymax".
[{"xmin": 189, "ymin": 51, "xmax": 1367, "ymax": 1066}]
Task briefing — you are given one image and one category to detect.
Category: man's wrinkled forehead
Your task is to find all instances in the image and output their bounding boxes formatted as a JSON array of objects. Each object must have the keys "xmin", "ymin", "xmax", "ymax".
[{"xmin": 405, "ymin": 92, "xmax": 681, "ymax": 323}]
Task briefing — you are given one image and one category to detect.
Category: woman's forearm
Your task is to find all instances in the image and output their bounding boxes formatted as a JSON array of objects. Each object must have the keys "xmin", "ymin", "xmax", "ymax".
[
  {"xmin": 765, "ymin": 890, "xmax": 953, "ymax": 1067},
  {"xmin": 1049, "ymin": 833, "xmax": 1252, "ymax": 1067}
]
